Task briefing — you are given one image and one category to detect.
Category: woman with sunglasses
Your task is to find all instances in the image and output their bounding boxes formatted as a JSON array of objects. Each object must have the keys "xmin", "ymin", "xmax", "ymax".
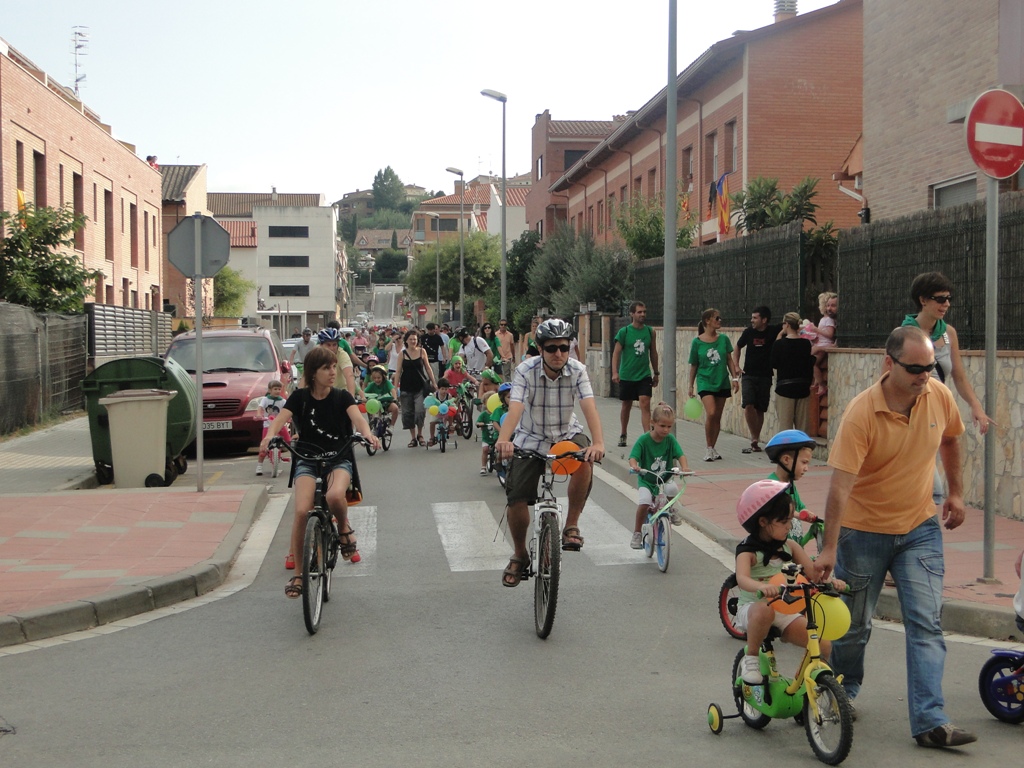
[
  {"xmin": 902, "ymin": 272, "xmax": 994, "ymax": 502},
  {"xmin": 479, "ymin": 322, "xmax": 500, "ymax": 371},
  {"xmin": 688, "ymin": 308, "xmax": 741, "ymax": 461}
]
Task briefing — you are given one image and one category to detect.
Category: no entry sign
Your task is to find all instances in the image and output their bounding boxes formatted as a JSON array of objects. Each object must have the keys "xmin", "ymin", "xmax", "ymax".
[{"xmin": 966, "ymin": 89, "xmax": 1024, "ymax": 179}]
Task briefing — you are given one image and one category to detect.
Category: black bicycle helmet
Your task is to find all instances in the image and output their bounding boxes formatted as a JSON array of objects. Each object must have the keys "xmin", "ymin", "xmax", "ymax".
[
  {"xmin": 535, "ymin": 318, "xmax": 575, "ymax": 343},
  {"xmin": 764, "ymin": 430, "xmax": 816, "ymax": 463}
]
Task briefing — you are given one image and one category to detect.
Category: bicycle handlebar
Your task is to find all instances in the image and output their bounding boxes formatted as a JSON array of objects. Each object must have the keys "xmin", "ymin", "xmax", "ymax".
[
  {"xmin": 630, "ymin": 467, "xmax": 694, "ymax": 479},
  {"xmin": 512, "ymin": 447, "xmax": 593, "ymax": 463},
  {"xmin": 755, "ymin": 581, "xmax": 850, "ymax": 601},
  {"xmin": 269, "ymin": 434, "xmax": 369, "ymax": 463}
]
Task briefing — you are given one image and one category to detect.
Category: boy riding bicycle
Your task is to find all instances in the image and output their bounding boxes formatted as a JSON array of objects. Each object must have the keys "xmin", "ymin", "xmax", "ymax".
[{"xmin": 627, "ymin": 402, "xmax": 689, "ymax": 548}]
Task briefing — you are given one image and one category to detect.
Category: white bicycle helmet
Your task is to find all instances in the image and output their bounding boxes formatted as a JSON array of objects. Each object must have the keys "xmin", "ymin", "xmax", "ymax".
[
  {"xmin": 317, "ymin": 327, "xmax": 340, "ymax": 344},
  {"xmin": 535, "ymin": 318, "xmax": 575, "ymax": 343}
]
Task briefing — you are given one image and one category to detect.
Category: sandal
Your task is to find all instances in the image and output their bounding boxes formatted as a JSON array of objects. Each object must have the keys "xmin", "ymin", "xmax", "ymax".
[
  {"xmin": 741, "ymin": 442, "xmax": 762, "ymax": 454},
  {"xmin": 502, "ymin": 555, "xmax": 530, "ymax": 587},
  {"xmin": 561, "ymin": 526, "xmax": 584, "ymax": 551},
  {"xmin": 285, "ymin": 576, "xmax": 302, "ymax": 599},
  {"xmin": 417, "ymin": 436, "xmax": 426, "ymax": 447},
  {"xmin": 285, "ymin": 553, "xmax": 295, "ymax": 570},
  {"xmin": 339, "ymin": 528, "xmax": 361, "ymax": 563},
  {"xmin": 408, "ymin": 439, "xmax": 418, "ymax": 448}
]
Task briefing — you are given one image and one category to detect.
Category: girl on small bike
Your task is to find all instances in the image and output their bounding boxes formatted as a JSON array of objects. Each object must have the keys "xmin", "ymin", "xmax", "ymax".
[
  {"xmin": 363, "ymin": 364, "xmax": 399, "ymax": 428},
  {"xmin": 627, "ymin": 402, "xmax": 689, "ymax": 549},
  {"xmin": 478, "ymin": 383, "xmax": 510, "ymax": 475},
  {"xmin": 259, "ymin": 346, "xmax": 379, "ymax": 598},
  {"xmin": 734, "ymin": 479, "xmax": 844, "ymax": 683}
]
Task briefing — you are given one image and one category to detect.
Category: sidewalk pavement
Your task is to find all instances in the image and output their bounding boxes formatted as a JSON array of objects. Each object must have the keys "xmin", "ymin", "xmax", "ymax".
[{"xmin": 0, "ymin": 399, "xmax": 1021, "ymax": 649}]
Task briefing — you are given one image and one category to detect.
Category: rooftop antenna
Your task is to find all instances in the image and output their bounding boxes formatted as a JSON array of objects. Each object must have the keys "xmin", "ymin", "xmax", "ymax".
[{"xmin": 71, "ymin": 26, "xmax": 88, "ymax": 97}]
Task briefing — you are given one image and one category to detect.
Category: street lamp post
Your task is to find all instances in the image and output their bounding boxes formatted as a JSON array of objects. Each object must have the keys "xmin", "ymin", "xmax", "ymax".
[
  {"xmin": 481, "ymin": 89, "xmax": 507, "ymax": 321},
  {"xmin": 446, "ymin": 167, "xmax": 464, "ymax": 324},
  {"xmin": 424, "ymin": 212, "xmax": 441, "ymax": 323}
]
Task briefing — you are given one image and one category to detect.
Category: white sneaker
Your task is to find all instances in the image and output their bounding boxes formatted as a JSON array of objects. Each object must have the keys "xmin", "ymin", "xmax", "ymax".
[
  {"xmin": 670, "ymin": 509, "xmax": 683, "ymax": 525},
  {"xmin": 479, "ymin": 467, "xmax": 487, "ymax": 475},
  {"xmin": 740, "ymin": 654, "xmax": 763, "ymax": 684},
  {"xmin": 711, "ymin": 447, "xmax": 722, "ymax": 461},
  {"xmin": 704, "ymin": 447, "xmax": 715, "ymax": 462},
  {"xmin": 255, "ymin": 464, "xmax": 264, "ymax": 476},
  {"xmin": 630, "ymin": 531, "xmax": 643, "ymax": 549}
]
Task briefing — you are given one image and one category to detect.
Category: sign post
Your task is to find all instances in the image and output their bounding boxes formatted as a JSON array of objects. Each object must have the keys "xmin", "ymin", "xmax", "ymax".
[
  {"xmin": 965, "ymin": 89, "xmax": 1024, "ymax": 582},
  {"xmin": 168, "ymin": 213, "xmax": 230, "ymax": 492}
]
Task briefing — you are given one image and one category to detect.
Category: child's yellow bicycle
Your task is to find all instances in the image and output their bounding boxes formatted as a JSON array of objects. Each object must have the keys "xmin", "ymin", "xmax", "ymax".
[{"xmin": 708, "ymin": 563, "xmax": 854, "ymax": 765}]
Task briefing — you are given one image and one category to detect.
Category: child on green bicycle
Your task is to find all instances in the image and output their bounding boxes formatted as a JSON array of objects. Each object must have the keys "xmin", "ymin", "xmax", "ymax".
[
  {"xmin": 363, "ymin": 364, "xmax": 399, "ymax": 428},
  {"xmin": 627, "ymin": 403, "xmax": 689, "ymax": 549},
  {"xmin": 478, "ymin": 383, "xmax": 510, "ymax": 475},
  {"xmin": 444, "ymin": 355, "xmax": 478, "ymax": 391},
  {"xmin": 763, "ymin": 430, "xmax": 818, "ymax": 545},
  {"xmin": 734, "ymin": 479, "xmax": 845, "ymax": 684},
  {"xmin": 427, "ymin": 378, "xmax": 456, "ymax": 447}
]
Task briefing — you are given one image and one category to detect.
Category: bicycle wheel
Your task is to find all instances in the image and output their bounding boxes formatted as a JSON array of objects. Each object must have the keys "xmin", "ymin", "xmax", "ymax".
[
  {"xmin": 458, "ymin": 399, "xmax": 473, "ymax": 442},
  {"xmin": 381, "ymin": 426, "xmax": 392, "ymax": 452},
  {"xmin": 719, "ymin": 574, "xmax": 747, "ymax": 640},
  {"xmin": 270, "ymin": 447, "xmax": 281, "ymax": 478},
  {"xmin": 301, "ymin": 517, "xmax": 325, "ymax": 635},
  {"xmin": 654, "ymin": 516, "xmax": 671, "ymax": 572},
  {"xmin": 366, "ymin": 422, "xmax": 378, "ymax": 456},
  {"xmin": 642, "ymin": 520, "xmax": 655, "ymax": 558},
  {"xmin": 534, "ymin": 510, "xmax": 561, "ymax": 639},
  {"xmin": 979, "ymin": 654, "xmax": 1024, "ymax": 723},
  {"xmin": 439, "ymin": 426, "xmax": 447, "ymax": 453},
  {"xmin": 732, "ymin": 648, "xmax": 771, "ymax": 729},
  {"xmin": 804, "ymin": 674, "xmax": 853, "ymax": 765}
]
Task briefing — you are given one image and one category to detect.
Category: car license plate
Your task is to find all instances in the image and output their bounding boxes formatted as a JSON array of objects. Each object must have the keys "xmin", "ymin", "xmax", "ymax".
[{"xmin": 203, "ymin": 421, "xmax": 232, "ymax": 431}]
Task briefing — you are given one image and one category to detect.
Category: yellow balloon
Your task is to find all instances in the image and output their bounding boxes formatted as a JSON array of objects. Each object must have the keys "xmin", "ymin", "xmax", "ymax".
[
  {"xmin": 811, "ymin": 594, "xmax": 851, "ymax": 640},
  {"xmin": 428, "ymin": 405, "xmax": 440, "ymax": 416},
  {"xmin": 486, "ymin": 393, "xmax": 502, "ymax": 413}
]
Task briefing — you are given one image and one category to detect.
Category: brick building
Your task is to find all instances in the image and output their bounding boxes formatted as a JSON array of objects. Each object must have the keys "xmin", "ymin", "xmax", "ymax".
[
  {"xmin": 549, "ymin": 0, "xmax": 863, "ymax": 245},
  {"xmin": 862, "ymin": 0, "xmax": 1023, "ymax": 220},
  {"xmin": 0, "ymin": 38, "xmax": 163, "ymax": 309},
  {"xmin": 160, "ymin": 164, "xmax": 214, "ymax": 317}
]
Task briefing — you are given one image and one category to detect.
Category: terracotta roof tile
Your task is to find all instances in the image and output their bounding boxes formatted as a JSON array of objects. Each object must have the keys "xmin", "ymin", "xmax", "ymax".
[
  {"xmin": 207, "ymin": 192, "xmax": 324, "ymax": 217},
  {"xmin": 219, "ymin": 219, "xmax": 259, "ymax": 248}
]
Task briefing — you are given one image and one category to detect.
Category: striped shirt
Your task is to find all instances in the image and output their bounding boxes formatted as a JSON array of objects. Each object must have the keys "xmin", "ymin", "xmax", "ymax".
[{"xmin": 509, "ymin": 356, "xmax": 593, "ymax": 452}]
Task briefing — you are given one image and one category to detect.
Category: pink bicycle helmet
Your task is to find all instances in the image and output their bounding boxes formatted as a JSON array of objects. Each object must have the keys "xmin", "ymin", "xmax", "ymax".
[{"xmin": 736, "ymin": 479, "xmax": 790, "ymax": 534}]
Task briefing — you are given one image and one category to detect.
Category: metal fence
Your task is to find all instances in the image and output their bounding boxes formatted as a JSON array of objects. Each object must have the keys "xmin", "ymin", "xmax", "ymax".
[
  {"xmin": 839, "ymin": 192, "xmax": 1024, "ymax": 349},
  {"xmin": 86, "ymin": 303, "xmax": 173, "ymax": 361},
  {"xmin": 634, "ymin": 221, "xmax": 805, "ymax": 327},
  {"xmin": 0, "ymin": 304, "xmax": 87, "ymax": 434}
]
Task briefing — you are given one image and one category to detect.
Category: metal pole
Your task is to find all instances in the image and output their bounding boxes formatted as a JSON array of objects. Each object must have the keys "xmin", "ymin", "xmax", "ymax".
[
  {"xmin": 192, "ymin": 212, "xmax": 204, "ymax": 493},
  {"xmin": 435, "ymin": 218, "xmax": 441, "ymax": 323},
  {"xmin": 500, "ymin": 100, "xmax": 507, "ymax": 321},
  {"xmin": 459, "ymin": 181, "xmax": 465, "ymax": 324},
  {"xmin": 982, "ymin": 175, "xmax": 998, "ymax": 581},
  {"xmin": 663, "ymin": 0, "xmax": 678, "ymax": 433}
]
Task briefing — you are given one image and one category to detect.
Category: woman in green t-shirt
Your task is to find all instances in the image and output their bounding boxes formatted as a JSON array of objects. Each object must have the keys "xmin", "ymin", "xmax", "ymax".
[{"xmin": 687, "ymin": 308, "xmax": 740, "ymax": 462}]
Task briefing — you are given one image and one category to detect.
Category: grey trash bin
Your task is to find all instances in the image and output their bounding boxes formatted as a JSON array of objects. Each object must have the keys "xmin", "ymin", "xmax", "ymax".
[{"xmin": 98, "ymin": 389, "xmax": 177, "ymax": 488}]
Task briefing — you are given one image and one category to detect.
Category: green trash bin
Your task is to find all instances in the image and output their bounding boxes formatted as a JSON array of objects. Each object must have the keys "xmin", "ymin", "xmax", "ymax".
[{"xmin": 82, "ymin": 356, "xmax": 198, "ymax": 485}]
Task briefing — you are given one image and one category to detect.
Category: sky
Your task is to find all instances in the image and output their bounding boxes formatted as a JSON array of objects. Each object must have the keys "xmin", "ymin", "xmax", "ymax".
[{"xmin": 2, "ymin": 0, "xmax": 838, "ymax": 203}]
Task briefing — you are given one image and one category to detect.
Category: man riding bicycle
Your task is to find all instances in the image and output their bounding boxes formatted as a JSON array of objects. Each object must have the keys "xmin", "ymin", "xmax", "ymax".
[{"xmin": 495, "ymin": 319, "xmax": 605, "ymax": 587}]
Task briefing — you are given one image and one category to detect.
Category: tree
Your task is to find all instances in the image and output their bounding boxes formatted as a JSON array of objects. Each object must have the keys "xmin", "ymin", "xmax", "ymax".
[
  {"xmin": 391, "ymin": 230, "xmax": 398, "ymax": 250},
  {"xmin": 405, "ymin": 231, "xmax": 498, "ymax": 308},
  {"xmin": 485, "ymin": 229, "xmax": 541, "ymax": 330},
  {"xmin": 0, "ymin": 204, "xmax": 100, "ymax": 312},
  {"xmin": 376, "ymin": 250, "xmax": 408, "ymax": 282},
  {"xmin": 212, "ymin": 266, "xmax": 257, "ymax": 317},
  {"xmin": 359, "ymin": 209, "xmax": 412, "ymax": 231},
  {"xmin": 372, "ymin": 166, "xmax": 404, "ymax": 212},
  {"xmin": 731, "ymin": 177, "xmax": 819, "ymax": 234},
  {"xmin": 534, "ymin": 225, "xmax": 635, "ymax": 316},
  {"xmin": 614, "ymin": 193, "xmax": 695, "ymax": 260}
]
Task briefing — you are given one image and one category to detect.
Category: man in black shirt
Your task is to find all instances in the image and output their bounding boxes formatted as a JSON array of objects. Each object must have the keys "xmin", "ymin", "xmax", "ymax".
[
  {"xmin": 421, "ymin": 322, "xmax": 445, "ymax": 379},
  {"xmin": 732, "ymin": 306, "xmax": 782, "ymax": 454}
]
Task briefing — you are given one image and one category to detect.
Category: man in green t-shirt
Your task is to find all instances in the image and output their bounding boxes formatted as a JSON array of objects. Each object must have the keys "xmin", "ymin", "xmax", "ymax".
[{"xmin": 612, "ymin": 301, "xmax": 660, "ymax": 447}]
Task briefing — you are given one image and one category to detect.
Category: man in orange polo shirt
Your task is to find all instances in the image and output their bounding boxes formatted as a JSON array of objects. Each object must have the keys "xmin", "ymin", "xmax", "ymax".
[{"xmin": 816, "ymin": 326, "xmax": 974, "ymax": 749}]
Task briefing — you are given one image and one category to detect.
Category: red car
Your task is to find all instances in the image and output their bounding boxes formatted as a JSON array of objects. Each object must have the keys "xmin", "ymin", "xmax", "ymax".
[{"xmin": 166, "ymin": 328, "xmax": 292, "ymax": 448}]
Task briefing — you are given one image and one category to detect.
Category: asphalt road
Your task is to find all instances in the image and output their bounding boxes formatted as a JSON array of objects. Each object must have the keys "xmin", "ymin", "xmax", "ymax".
[{"xmin": 0, "ymin": 435, "xmax": 1018, "ymax": 766}]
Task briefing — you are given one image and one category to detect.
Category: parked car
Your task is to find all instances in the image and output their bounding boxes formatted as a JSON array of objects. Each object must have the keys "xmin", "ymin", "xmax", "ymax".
[{"xmin": 165, "ymin": 328, "xmax": 292, "ymax": 448}]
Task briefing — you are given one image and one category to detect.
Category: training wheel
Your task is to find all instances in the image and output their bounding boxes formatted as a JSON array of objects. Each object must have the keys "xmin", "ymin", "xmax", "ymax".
[{"xmin": 708, "ymin": 703, "xmax": 725, "ymax": 734}]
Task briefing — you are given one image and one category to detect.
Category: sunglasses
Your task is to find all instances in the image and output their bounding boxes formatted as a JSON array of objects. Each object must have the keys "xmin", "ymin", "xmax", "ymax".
[
  {"xmin": 714, "ymin": 316, "xmax": 722, "ymax": 322},
  {"xmin": 926, "ymin": 294, "xmax": 953, "ymax": 304},
  {"xmin": 499, "ymin": 323, "xmax": 507, "ymax": 327},
  {"xmin": 543, "ymin": 344, "xmax": 571, "ymax": 354},
  {"xmin": 892, "ymin": 356, "xmax": 937, "ymax": 375}
]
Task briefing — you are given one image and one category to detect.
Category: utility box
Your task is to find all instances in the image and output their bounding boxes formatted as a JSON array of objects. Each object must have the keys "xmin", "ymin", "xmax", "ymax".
[{"xmin": 98, "ymin": 389, "xmax": 177, "ymax": 488}]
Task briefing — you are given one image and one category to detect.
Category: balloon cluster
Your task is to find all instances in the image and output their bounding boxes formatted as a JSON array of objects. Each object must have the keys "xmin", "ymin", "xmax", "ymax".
[{"xmin": 426, "ymin": 394, "xmax": 458, "ymax": 417}]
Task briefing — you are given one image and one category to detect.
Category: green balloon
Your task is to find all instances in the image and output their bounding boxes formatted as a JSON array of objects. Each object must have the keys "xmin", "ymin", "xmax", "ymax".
[{"xmin": 684, "ymin": 396, "xmax": 703, "ymax": 420}]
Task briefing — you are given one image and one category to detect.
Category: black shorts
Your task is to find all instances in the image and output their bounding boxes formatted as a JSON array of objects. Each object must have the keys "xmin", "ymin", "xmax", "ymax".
[
  {"xmin": 741, "ymin": 375, "xmax": 772, "ymax": 412},
  {"xmin": 698, "ymin": 388, "xmax": 732, "ymax": 400},
  {"xmin": 618, "ymin": 376, "xmax": 653, "ymax": 402},
  {"xmin": 505, "ymin": 433, "xmax": 591, "ymax": 506}
]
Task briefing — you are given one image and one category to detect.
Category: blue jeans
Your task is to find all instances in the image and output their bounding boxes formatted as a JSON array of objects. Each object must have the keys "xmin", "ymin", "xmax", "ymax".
[{"xmin": 829, "ymin": 515, "xmax": 947, "ymax": 737}]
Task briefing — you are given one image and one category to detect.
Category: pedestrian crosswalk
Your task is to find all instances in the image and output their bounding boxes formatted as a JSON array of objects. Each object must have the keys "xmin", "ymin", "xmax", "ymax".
[{"xmin": 335, "ymin": 498, "xmax": 649, "ymax": 578}]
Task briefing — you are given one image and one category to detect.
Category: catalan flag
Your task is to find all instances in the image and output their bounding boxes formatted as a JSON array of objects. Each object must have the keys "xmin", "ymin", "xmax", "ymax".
[
  {"xmin": 716, "ymin": 173, "xmax": 731, "ymax": 235},
  {"xmin": 16, "ymin": 188, "xmax": 27, "ymax": 228}
]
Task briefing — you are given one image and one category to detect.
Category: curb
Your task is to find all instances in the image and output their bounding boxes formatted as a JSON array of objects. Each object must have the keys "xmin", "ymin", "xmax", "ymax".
[{"xmin": 0, "ymin": 484, "xmax": 268, "ymax": 648}]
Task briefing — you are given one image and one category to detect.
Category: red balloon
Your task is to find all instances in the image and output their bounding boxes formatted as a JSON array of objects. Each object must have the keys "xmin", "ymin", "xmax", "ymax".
[{"xmin": 358, "ymin": 403, "xmax": 367, "ymax": 413}]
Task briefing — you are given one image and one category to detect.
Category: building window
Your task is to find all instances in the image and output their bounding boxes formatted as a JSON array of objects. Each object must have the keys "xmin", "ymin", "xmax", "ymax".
[
  {"xmin": 633, "ymin": 176, "xmax": 642, "ymax": 200},
  {"xmin": 705, "ymin": 132, "xmax": 718, "ymax": 183},
  {"xmin": 430, "ymin": 218, "xmax": 458, "ymax": 232},
  {"xmin": 269, "ymin": 255, "xmax": 310, "ymax": 268},
  {"xmin": 536, "ymin": 155, "xmax": 543, "ymax": 179},
  {"xmin": 620, "ymin": 184, "xmax": 628, "ymax": 206},
  {"xmin": 95, "ymin": 275, "xmax": 104, "ymax": 303},
  {"xmin": 122, "ymin": 278, "xmax": 130, "ymax": 307},
  {"xmin": 648, "ymin": 169, "xmax": 657, "ymax": 198},
  {"xmin": 16, "ymin": 141, "xmax": 24, "ymax": 189},
  {"xmin": 565, "ymin": 149, "xmax": 587, "ymax": 170},
  {"xmin": 537, "ymin": 219, "xmax": 543, "ymax": 238},
  {"xmin": 93, "ymin": 183, "xmax": 97, "ymax": 220},
  {"xmin": 268, "ymin": 225, "xmax": 309, "ymax": 238},
  {"xmin": 596, "ymin": 200, "xmax": 604, "ymax": 233},
  {"xmin": 105, "ymin": 284, "xmax": 114, "ymax": 305},
  {"xmin": 59, "ymin": 164, "xmax": 65, "ymax": 204},
  {"xmin": 932, "ymin": 175, "xmax": 977, "ymax": 209},
  {"xmin": 143, "ymin": 210, "xmax": 150, "ymax": 271},
  {"xmin": 269, "ymin": 285, "xmax": 310, "ymax": 297},
  {"xmin": 682, "ymin": 147, "xmax": 693, "ymax": 190},
  {"xmin": 73, "ymin": 173, "xmax": 85, "ymax": 251},
  {"xmin": 131, "ymin": 290, "xmax": 138, "ymax": 308},
  {"xmin": 130, "ymin": 203, "xmax": 139, "ymax": 268},
  {"xmin": 104, "ymin": 190, "xmax": 114, "ymax": 262},
  {"xmin": 725, "ymin": 121, "xmax": 737, "ymax": 173},
  {"xmin": 607, "ymin": 193, "xmax": 615, "ymax": 228},
  {"xmin": 33, "ymin": 151, "xmax": 46, "ymax": 206}
]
